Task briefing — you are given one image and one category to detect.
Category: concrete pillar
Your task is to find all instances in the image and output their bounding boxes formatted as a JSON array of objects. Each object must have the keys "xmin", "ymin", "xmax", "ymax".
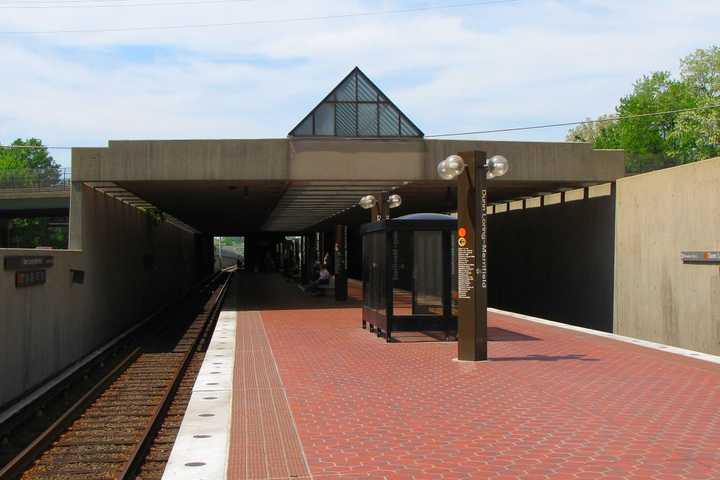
[
  {"xmin": 302, "ymin": 233, "xmax": 315, "ymax": 284},
  {"xmin": 0, "ymin": 217, "xmax": 9, "ymax": 248},
  {"xmin": 69, "ymin": 182, "xmax": 84, "ymax": 250},
  {"xmin": 334, "ymin": 224, "xmax": 348, "ymax": 301}
]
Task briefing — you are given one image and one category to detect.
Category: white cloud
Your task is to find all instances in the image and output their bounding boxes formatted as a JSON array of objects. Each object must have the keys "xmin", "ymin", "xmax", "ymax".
[{"xmin": 0, "ymin": 0, "xmax": 718, "ymax": 167}]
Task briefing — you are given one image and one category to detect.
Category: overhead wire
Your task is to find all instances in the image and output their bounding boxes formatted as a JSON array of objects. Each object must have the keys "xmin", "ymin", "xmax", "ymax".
[
  {"xmin": 424, "ymin": 103, "xmax": 720, "ymax": 137},
  {"xmin": 0, "ymin": 0, "xmax": 521, "ymax": 33},
  {"xmin": 0, "ymin": 0, "xmax": 237, "ymax": 3},
  {"xmin": 0, "ymin": 0, "xmax": 254, "ymax": 9},
  {"xmin": 2, "ymin": 103, "xmax": 719, "ymax": 150}
]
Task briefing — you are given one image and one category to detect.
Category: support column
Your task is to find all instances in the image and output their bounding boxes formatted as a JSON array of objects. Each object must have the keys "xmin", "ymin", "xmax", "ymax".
[
  {"xmin": 302, "ymin": 233, "xmax": 315, "ymax": 284},
  {"xmin": 370, "ymin": 192, "xmax": 389, "ymax": 223},
  {"xmin": 334, "ymin": 224, "xmax": 348, "ymax": 301},
  {"xmin": 456, "ymin": 151, "xmax": 489, "ymax": 361},
  {"xmin": 0, "ymin": 217, "xmax": 9, "ymax": 248},
  {"xmin": 69, "ymin": 181, "xmax": 84, "ymax": 250}
]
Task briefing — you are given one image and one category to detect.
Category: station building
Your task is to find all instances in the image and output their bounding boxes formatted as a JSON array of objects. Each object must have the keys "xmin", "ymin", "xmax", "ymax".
[{"xmin": 2, "ymin": 67, "xmax": 718, "ymax": 409}]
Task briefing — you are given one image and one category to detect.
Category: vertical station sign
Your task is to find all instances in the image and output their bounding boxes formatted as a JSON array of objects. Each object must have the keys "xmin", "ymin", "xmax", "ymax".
[{"xmin": 456, "ymin": 151, "xmax": 488, "ymax": 361}]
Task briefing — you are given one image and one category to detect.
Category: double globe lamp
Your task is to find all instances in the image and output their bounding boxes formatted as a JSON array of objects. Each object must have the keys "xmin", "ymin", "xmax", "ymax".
[
  {"xmin": 437, "ymin": 154, "xmax": 510, "ymax": 181},
  {"xmin": 359, "ymin": 193, "xmax": 402, "ymax": 211},
  {"xmin": 358, "ymin": 153, "xmax": 509, "ymax": 214}
]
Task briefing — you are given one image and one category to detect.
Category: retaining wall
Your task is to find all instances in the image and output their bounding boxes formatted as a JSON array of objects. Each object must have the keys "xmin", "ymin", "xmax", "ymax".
[
  {"xmin": 614, "ymin": 157, "xmax": 720, "ymax": 354},
  {"xmin": 0, "ymin": 185, "xmax": 202, "ymax": 408}
]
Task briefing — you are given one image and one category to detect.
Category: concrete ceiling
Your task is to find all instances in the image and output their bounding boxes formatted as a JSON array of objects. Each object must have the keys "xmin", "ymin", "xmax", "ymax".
[
  {"xmin": 71, "ymin": 138, "xmax": 625, "ymax": 235},
  {"xmin": 110, "ymin": 178, "xmax": 605, "ymax": 235},
  {"xmin": 117, "ymin": 180, "xmax": 287, "ymax": 234},
  {"xmin": 262, "ymin": 181, "xmax": 403, "ymax": 231}
]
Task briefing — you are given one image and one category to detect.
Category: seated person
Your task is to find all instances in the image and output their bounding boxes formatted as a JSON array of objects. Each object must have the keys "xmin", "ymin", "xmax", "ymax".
[{"xmin": 309, "ymin": 264, "xmax": 331, "ymax": 293}]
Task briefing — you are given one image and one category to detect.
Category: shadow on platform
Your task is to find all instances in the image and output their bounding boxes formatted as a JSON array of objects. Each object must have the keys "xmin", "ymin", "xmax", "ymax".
[
  {"xmin": 391, "ymin": 327, "xmax": 540, "ymax": 343},
  {"xmin": 491, "ymin": 353, "xmax": 599, "ymax": 362},
  {"xmin": 222, "ymin": 272, "xmax": 363, "ymax": 311}
]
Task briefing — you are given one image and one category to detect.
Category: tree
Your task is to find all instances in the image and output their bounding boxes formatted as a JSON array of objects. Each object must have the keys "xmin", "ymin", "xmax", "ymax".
[
  {"xmin": 565, "ymin": 114, "xmax": 616, "ymax": 143},
  {"xmin": 594, "ymin": 72, "xmax": 700, "ymax": 172},
  {"xmin": 0, "ymin": 138, "xmax": 68, "ymax": 248},
  {"xmin": 0, "ymin": 138, "xmax": 61, "ymax": 186},
  {"xmin": 572, "ymin": 46, "xmax": 720, "ymax": 173},
  {"xmin": 8, "ymin": 217, "xmax": 68, "ymax": 249},
  {"xmin": 667, "ymin": 47, "xmax": 720, "ymax": 163},
  {"xmin": 681, "ymin": 46, "xmax": 720, "ymax": 97}
]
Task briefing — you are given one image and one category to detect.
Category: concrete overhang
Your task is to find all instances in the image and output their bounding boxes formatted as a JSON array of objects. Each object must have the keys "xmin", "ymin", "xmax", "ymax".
[{"xmin": 72, "ymin": 138, "xmax": 624, "ymax": 234}]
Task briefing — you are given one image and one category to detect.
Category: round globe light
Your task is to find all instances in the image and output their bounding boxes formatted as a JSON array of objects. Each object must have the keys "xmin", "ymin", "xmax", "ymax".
[
  {"xmin": 437, "ymin": 159, "xmax": 455, "ymax": 180},
  {"xmin": 387, "ymin": 194, "xmax": 402, "ymax": 209},
  {"xmin": 359, "ymin": 194, "xmax": 376, "ymax": 210},
  {"xmin": 445, "ymin": 154, "xmax": 466, "ymax": 177},
  {"xmin": 486, "ymin": 155, "xmax": 509, "ymax": 179}
]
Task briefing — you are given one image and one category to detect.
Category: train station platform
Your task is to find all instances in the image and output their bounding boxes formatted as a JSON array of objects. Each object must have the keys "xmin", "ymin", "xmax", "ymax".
[{"xmin": 165, "ymin": 273, "xmax": 720, "ymax": 480}]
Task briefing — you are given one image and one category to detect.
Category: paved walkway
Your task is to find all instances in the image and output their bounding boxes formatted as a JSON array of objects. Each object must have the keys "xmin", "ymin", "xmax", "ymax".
[{"xmin": 219, "ymin": 274, "xmax": 720, "ymax": 480}]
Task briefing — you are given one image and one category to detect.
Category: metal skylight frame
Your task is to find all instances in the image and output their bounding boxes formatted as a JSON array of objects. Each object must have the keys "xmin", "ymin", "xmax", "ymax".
[{"xmin": 288, "ymin": 67, "xmax": 424, "ymax": 138}]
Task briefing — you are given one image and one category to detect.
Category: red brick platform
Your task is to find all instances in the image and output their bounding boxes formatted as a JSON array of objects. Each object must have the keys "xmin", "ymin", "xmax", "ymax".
[{"xmin": 228, "ymin": 275, "xmax": 720, "ymax": 480}]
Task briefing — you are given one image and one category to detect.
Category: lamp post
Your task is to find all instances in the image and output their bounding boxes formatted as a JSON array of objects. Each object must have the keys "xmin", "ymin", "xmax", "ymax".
[
  {"xmin": 359, "ymin": 192, "xmax": 402, "ymax": 221},
  {"xmin": 437, "ymin": 151, "xmax": 509, "ymax": 361}
]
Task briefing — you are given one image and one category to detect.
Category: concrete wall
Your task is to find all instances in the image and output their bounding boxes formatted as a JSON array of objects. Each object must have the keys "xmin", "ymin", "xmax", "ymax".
[
  {"xmin": 72, "ymin": 140, "xmax": 289, "ymax": 181},
  {"xmin": 73, "ymin": 138, "xmax": 624, "ymax": 184},
  {"xmin": 614, "ymin": 157, "xmax": 720, "ymax": 354},
  {"xmin": 424, "ymin": 140, "xmax": 624, "ymax": 183},
  {"xmin": 488, "ymin": 192, "xmax": 616, "ymax": 332},
  {"xmin": 0, "ymin": 185, "xmax": 202, "ymax": 408}
]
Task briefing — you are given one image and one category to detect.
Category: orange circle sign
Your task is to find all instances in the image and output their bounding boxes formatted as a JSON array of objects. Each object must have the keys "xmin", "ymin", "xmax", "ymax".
[{"xmin": 458, "ymin": 227, "xmax": 467, "ymax": 238}]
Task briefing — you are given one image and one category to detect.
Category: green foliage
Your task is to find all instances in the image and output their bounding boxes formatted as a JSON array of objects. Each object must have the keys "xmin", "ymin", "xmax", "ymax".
[
  {"xmin": 0, "ymin": 138, "xmax": 62, "ymax": 186},
  {"xmin": 0, "ymin": 138, "xmax": 68, "ymax": 248},
  {"xmin": 565, "ymin": 114, "xmax": 616, "ymax": 143},
  {"xmin": 681, "ymin": 46, "xmax": 720, "ymax": 97},
  {"xmin": 8, "ymin": 217, "xmax": 68, "ymax": 249},
  {"xmin": 573, "ymin": 46, "xmax": 720, "ymax": 173}
]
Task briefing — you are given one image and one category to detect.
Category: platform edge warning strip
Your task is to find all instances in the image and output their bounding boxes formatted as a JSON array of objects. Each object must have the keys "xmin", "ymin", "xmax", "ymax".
[
  {"xmin": 161, "ymin": 309, "xmax": 237, "ymax": 479},
  {"xmin": 227, "ymin": 311, "xmax": 312, "ymax": 480}
]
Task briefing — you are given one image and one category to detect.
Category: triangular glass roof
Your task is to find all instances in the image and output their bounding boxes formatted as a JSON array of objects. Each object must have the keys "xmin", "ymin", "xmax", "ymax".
[{"xmin": 289, "ymin": 67, "xmax": 423, "ymax": 138}]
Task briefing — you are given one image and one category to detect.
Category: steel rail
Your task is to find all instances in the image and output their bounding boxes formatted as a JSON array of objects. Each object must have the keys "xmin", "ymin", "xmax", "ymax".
[
  {"xmin": 0, "ymin": 270, "xmax": 230, "ymax": 480},
  {"xmin": 0, "ymin": 348, "xmax": 141, "ymax": 480},
  {"xmin": 119, "ymin": 271, "xmax": 232, "ymax": 479}
]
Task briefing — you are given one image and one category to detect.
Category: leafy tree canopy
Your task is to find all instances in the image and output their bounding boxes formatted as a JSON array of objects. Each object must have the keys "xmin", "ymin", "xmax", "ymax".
[
  {"xmin": 567, "ymin": 46, "xmax": 720, "ymax": 173},
  {"xmin": 0, "ymin": 138, "xmax": 62, "ymax": 185}
]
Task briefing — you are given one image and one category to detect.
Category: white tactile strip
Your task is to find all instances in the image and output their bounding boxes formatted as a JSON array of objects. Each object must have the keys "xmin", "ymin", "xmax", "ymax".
[
  {"xmin": 489, "ymin": 307, "xmax": 720, "ymax": 365},
  {"xmin": 161, "ymin": 310, "xmax": 237, "ymax": 480}
]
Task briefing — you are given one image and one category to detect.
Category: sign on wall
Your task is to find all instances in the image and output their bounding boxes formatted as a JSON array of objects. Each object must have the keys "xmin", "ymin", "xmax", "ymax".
[
  {"xmin": 4, "ymin": 255, "xmax": 54, "ymax": 271},
  {"xmin": 681, "ymin": 251, "xmax": 720, "ymax": 265},
  {"xmin": 15, "ymin": 270, "xmax": 47, "ymax": 288}
]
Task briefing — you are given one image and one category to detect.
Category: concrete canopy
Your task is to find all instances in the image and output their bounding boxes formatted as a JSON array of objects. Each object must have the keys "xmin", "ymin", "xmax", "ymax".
[{"xmin": 72, "ymin": 137, "xmax": 624, "ymax": 235}]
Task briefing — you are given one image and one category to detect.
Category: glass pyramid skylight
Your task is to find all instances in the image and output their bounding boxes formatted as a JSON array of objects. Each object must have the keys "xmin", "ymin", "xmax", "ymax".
[{"xmin": 289, "ymin": 67, "xmax": 423, "ymax": 138}]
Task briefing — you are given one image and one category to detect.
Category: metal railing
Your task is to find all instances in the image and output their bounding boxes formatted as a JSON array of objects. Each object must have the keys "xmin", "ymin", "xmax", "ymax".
[{"xmin": 0, "ymin": 167, "xmax": 71, "ymax": 189}]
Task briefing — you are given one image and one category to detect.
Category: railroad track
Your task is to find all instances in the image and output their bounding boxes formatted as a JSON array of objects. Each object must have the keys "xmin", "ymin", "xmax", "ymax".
[{"xmin": 0, "ymin": 270, "xmax": 232, "ymax": 480}]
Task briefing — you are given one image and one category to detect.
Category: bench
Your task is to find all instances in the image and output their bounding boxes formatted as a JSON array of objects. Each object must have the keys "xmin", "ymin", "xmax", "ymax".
[{"xmin": 314, "ymin": 275, "xmax": 335, "ymax": 296}]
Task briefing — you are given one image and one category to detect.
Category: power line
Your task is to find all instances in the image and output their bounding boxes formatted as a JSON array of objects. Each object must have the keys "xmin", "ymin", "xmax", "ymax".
[
  {"xmin": 2, "ymin": 103, "xmax": 718, "ymax": 150},
  {"xmin": 0, "ymin": 144, "xmax": 75, "ymax": 149},
  {"xmin": 0, "ymin": 0, "xmax": 253, "ymax": 9},
  {"xmin": 0, "ymin": 0, "xmax": 233, "ymax": 3},
  {"xmin": 0, "ymin": 0, "xmax": 521, "ymax": 34},
  {"xmin": 425, "ymin": 103, "xmax": 720, "ymax": 138}
]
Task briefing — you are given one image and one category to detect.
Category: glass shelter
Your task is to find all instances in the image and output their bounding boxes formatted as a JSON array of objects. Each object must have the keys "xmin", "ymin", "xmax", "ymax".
[{"xmin": 361, "ymin": 213, "xmax": 458, "ymax": 342}]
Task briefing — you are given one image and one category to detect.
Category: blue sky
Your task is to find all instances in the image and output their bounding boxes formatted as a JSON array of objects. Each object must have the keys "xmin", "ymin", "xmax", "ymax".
[{"xmin": 0, "ymin": 0, "xmax": 718, "ymax": 168}]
